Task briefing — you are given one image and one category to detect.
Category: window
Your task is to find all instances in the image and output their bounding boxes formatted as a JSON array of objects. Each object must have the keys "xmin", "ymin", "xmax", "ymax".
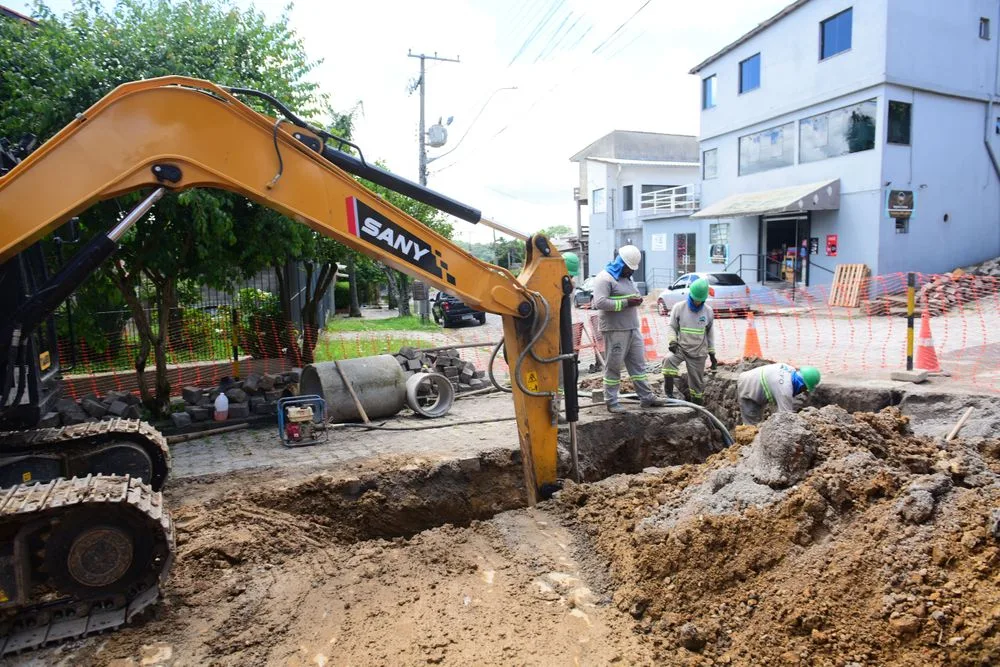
[
  {"xmin": 888, "ymin": 101, "xmax": 912, "ymax": 145},
  {"xmin": 738, "ymin": 122, "xmax": 794, "ymax": 176},
  {"xmin": 799, "ymin": 98, "xmax": 876, "ymax": 163},
  {"xmin": 622, "ymin": 185, "xmax": 633, "ymax": 211},
  {"xmin": 702, "ymin": 75, "xmax": 717, "ymax": 109},
  {"xmin": 820, "ymin": 8, "xmax": 853, "ymax": 60},
  {"xmin": 739, "ymin": 54, "xmax": 761, "ymax": 93},
  {"xmin": 981, "ymin": 17, "xmax": 991, "ymax": 40},
  {"xmin": 592, "ymin": 188, "xmax": 605, "ymax": 214},
  {"xmin": 896, "ymin": 217, "xmax": 909, "ymax": 234},
  {"xmin": 702, "ymin": 148, "xmax": 718, "ymax": 179}
]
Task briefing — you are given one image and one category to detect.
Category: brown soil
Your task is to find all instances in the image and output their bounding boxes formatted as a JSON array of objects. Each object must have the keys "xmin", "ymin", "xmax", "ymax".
[
  {"xmin": 551, "ymin": 406, "xmax": 1000, "ymax": 666},
  {"xmin": 30, "ymin": 405, "xmax": 1000, "ymax": 666}
]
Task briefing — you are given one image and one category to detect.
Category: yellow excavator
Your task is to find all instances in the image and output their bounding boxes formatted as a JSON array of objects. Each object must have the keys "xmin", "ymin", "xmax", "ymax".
[{"xmin": 0, "ymin": 76, "xmax": 578, "ymax": 653}]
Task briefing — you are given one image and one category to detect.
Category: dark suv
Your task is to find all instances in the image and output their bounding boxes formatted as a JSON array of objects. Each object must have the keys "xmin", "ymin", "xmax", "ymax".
[{"xmin": 432, "ymin": 291, "xmax": 487, "ymax": 327}]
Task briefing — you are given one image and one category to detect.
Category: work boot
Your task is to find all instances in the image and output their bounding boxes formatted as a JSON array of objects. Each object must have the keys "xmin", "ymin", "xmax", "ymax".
[
  {"xmin": 663, "ymin": 376, "xmax": 675, "ymax": 399},
  {"xmin": 606, "ymin": 403, "xmax": 627, "ymax": 414},
  {"xmin": 641, "ymin": 397, "xmax": 668, "ymax": 408},
  {"xmin": 689, "ymin": 395, "xmax": 704, "ymax": 406}
]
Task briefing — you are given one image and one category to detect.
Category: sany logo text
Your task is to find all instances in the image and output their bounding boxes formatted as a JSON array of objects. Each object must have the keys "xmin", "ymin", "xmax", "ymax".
[{"xmin": 360, "ymin": 217, "xmax": 430, "ymax": 263}]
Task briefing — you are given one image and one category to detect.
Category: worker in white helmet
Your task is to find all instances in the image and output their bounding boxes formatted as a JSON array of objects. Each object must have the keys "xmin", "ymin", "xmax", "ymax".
[{"xmin": 591, "ymin": 245, "xmax": 667, "ymax": 413}]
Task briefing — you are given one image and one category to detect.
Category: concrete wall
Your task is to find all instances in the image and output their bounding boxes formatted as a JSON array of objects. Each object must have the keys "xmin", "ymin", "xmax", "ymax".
[
  {"xmin": 879, "ymin": 87, "xmax": 1000, "ymax": 274},
  {"xmin": 642, "ymin": 216, "xmax": 699, "ymax": 288},
  {"xmin": 697, "ymin": 0, "xmax": 888, "ymax": 141},
  {"xmin": 885, "ymin": 0, "xmax": 1000, "ymax": 99}
]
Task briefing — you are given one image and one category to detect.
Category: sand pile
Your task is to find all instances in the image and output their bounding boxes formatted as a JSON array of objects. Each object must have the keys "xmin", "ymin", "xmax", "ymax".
[{"xmin": 553, "ymin": 406, "xmax": 1000, "ymax": 665}]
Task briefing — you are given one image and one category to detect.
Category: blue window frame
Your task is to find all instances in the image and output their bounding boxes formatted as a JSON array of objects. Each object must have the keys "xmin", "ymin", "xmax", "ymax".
[
  {"xmin": 702, "ymin": 75, "xmax": 717, "ymax": 109},
  {"xmin": 821, "ymin": 8, "xmax": 852, "ymax": 59},
  {"xmin": 739, "ymin": 53, "xmax": 760, "ymax": 93}
]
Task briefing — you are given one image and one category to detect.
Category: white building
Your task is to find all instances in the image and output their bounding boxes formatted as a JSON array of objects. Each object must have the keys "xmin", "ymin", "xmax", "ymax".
[
  {"xmin": 689, "ymin": 0, "xmax": 1000, "ymax": 287},
  {"xmin": 570, "ymin": 131, "xmax": 700, "ymax": 291}
]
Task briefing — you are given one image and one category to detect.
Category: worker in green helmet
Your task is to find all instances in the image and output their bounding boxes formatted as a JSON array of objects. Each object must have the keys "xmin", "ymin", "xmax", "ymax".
[
  {"xmin": 557, "ymin": 251, "xmax": 581, "ymax": 422},
  {"xmin": 662, "ymin": 276, "xmax": 716, "ymax": 404},
  {"xmin": 736, "ymin": 363, "xmax": 821, "ymax": 425}
]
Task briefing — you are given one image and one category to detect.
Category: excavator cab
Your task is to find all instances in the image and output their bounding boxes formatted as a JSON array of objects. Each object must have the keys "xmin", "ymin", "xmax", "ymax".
[{"xmin": 0, "ymin": 239, "xmax": 62, "ymax": 429}]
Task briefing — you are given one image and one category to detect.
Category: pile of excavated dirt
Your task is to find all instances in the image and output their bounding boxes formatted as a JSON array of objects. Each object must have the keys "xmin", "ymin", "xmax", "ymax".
[{"xmin": 551, "ymin": 406, "xmax": 1000, "ymax": 665}]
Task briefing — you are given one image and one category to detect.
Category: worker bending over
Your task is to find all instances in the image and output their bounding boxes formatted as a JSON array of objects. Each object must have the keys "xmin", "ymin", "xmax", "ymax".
[
  {"xmin": 592, "ymin": 245, "xmax": 667, "ymax": 414},
  {"xmin": 662, "ymin": 277, "xmax": 716, "ymax": 404},
  {"xmin": 736, "ymin": 363, "xmax": 821, "ymax": 425}
]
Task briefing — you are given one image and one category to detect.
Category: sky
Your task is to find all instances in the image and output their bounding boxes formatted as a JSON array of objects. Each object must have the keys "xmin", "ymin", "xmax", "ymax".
[{"xmin": 8, "ymin": 0, "xmax": 791, "ymax": 245}]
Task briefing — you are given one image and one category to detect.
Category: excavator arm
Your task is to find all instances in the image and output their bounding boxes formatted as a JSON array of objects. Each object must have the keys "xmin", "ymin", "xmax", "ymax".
[{"xmin": 0, "ymin": 76, "xmax": 578, "ymax": 503}]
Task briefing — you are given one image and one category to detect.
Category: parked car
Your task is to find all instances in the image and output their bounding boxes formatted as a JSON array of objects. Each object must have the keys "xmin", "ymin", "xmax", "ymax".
[
  {"xmin": 656, "ymin": 272, "xmax": 752, "ymax": 317},
  {"xmin": 573, "ymin": 276, "xmax": 597, "ymax": 308},
  {"xmin": 431, "ymin": 291, "xmax": 487, "ymax": 327}
]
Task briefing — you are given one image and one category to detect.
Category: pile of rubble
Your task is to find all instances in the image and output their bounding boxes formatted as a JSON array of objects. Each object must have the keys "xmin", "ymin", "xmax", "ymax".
[
  {"xmin": 394, "ymin": 346, "xmax": 488, "ymax": 392},
  {"xmin": 863, "ymin": 270, "xmax": 999, "ymax": 316},
  {"xmin": 961, "ymin": 256, "xmax": 1000, "ymax": 278},
  {"xmin": 171, "ymin": 370, "xmax": 299, "ymax": 428}
]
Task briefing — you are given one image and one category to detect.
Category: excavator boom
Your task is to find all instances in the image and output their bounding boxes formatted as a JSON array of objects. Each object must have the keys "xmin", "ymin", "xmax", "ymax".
[{"xmin": 0, "ymin": 75, "xmax": 573, "ymax": 499}]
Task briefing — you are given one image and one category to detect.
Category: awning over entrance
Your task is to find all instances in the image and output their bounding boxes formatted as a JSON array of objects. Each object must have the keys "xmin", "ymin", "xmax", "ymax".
[{"xmin": 691, "ymin": 178, "xmax": 840, "ymax": 219}]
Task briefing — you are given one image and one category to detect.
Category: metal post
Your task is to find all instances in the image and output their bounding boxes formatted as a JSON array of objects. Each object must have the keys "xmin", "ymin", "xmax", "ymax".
[
  {"xmin": 906, "ymin": 272, "xmax": 915, "ymax": 370},
  {"xmin": 231, "ymin": 302, "xmax": 240, "ymax": 379},
  {"xmin": 408, "ymin": 50, "xmax": 460, "ymax": 186}
]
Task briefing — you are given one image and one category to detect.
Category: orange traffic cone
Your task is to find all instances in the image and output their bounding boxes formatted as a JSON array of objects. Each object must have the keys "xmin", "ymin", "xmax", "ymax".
[
  {"xmin": 640, "ymin": 317, "xmax": 658, "ymax": 361},
  {"xmin": 915, "ymin": 309, "xmax": 942, "ymax": 372},
  {"xmin": 742, "ymin": 312, "xmax": 763, "ymax": 359}
]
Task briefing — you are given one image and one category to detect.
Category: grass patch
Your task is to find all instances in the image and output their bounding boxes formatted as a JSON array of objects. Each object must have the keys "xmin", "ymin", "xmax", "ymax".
[
  {"xmin": 326, "ymin": 315, "xmax": 439, "ymax": 333},
  {"xmin": 314, "ymin": 335, "xmax": 427, "ymax": 361}
]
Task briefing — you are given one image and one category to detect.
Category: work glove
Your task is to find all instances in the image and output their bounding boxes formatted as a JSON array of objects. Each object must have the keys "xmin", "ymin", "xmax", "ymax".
[
  {"xmin": 710, "ymin": 353, "xmax": 718, "ymax": 371},
  {"xmin": 668, "ymin": 340, "xmax": 679, "ymax": 354},
  {"xmin": 626, "ymin": 296, "xmax": 643, "ymax": 307}
]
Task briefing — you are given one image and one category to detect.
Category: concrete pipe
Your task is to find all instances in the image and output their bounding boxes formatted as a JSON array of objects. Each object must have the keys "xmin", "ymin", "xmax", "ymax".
[
  {"xmin": 405, "ymin": 372, "xmax": 455, "ymax": 418},
  {"xmin": 300, "ymin": 355, "xmax": 406, "ymax": 422}
]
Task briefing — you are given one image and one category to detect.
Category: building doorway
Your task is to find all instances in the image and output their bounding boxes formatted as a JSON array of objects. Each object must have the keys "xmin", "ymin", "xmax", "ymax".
[
  {"xmin": 760, "ymin": 214, "xmax": 810, "ymax": 286},
  {"xmin": 674, "ymin": 233, "xmax": 696, "ymax": 277}
]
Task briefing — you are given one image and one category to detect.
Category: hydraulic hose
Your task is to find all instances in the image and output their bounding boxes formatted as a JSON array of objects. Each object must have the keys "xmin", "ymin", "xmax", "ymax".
[
  {"xmin": 620, "ymin": 393, "xmax": 734, "ymax": 448},
  {"xmin": 487, "ymin": 338, "xmax": 512, "ymax": 393}
]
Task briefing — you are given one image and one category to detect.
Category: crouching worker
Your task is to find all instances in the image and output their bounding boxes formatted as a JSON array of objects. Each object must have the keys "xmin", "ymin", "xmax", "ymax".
[
  {"xmin": 592, "ymin": 245, "xmax": 667, "ymax": 414},
  {"xmin": 662, "ymin": 277, "xmax": 716, "ymax": 404},
  {"xmin": 736, "ymin": 363, "xmax": 821, "ymax": 425}
]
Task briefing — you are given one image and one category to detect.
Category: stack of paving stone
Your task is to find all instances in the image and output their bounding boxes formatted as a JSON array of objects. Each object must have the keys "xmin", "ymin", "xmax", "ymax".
[
  {"xmin": 171, "ymin": 370, "xmax": 300, "ymax": 428},
  {"xmin": 393, "ymin": 346, "xmax": 487, "ymax": 393},
  {"xmin": 37, "ymin": 390, "xmax": 145, "ymax": 428}
]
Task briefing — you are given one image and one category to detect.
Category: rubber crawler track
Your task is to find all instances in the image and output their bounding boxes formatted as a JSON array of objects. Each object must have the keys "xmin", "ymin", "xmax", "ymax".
[
  {"xmin": 0, "ymin": 475, "xmax": 174, "ymax": 656},
  {"xmin": 0, "ymin": 419, "xmax": 171, "ymax": 490}
]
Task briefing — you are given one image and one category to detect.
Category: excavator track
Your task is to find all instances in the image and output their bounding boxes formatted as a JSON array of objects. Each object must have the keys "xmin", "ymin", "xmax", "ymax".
[
  {"xmin": 0, "ymin": 419, "xmax": 171, "ymax": 491},
  {"xmin": 0, "ymin": 474, "xmax": 174, "ymax": 656}
]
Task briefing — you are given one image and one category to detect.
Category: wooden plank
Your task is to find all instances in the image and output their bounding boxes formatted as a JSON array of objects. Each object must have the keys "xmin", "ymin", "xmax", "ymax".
[{"xmin": 828, "ymin": 263, "xmax": 869, "ymax": 308}]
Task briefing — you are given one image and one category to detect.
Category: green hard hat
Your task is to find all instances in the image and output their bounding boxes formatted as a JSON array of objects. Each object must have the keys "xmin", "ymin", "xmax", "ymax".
[
  {"xmin": 689, "ymin": 277, "xmax": 710, "ymax": 302},
  {"xmin": 563, "ymin": 252, "xmax": 580, "ymax": 277},
  {"xmin": 799, "ymin": 366, "xmax": 821, "ymax": 392}
]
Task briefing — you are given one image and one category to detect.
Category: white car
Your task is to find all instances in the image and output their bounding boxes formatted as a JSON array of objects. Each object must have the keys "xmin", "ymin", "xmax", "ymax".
[{"xmin": 657, "ymin": 272, "xmax": 752, "ymax": 317}]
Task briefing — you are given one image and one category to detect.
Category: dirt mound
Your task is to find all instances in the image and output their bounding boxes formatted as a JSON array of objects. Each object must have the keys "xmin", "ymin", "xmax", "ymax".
[{"xmin": 552, "ymin": 406, "xmax": 1000, "ymax": 665}]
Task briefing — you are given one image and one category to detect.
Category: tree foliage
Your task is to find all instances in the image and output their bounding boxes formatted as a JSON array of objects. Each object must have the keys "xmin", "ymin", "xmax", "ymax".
[{"xmin": 0, "ymin": 0, "xmax": 349, "ymax": 413}]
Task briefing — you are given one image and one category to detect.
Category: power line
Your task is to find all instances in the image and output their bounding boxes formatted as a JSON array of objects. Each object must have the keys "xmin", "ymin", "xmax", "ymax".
[
  {"xmin": 591, "ymin": 0, "xmax": 652, "ymax": 55},
  {"xmin": 431, "ymin": 1, "xmax": 654, "ymax": 175},
  {"xmin": 508, "ymin": 0, "xmax": 566, "ymax": 66},
  {"xmin": 534, "ymin": 12, "xmax": 584, "ymax": 63},
  {"xmin": 528, "ymin": 10, "xmax": 573, "ymax": 64}
]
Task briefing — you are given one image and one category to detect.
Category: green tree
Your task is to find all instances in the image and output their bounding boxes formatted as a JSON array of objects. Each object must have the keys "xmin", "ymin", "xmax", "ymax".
[
  {"xmin": 537, "ymin": 224, "xmax": 572, "ymax": 239},
  {"xmin": 1, "ymin": 0, "xmax": 345, "ymax": 413}
]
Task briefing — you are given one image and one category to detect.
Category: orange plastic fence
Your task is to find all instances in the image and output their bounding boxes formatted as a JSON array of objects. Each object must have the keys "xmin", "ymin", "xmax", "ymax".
[{"xmin": 59, "ymin": 271, "xmax": 1000, "ymax": 399}]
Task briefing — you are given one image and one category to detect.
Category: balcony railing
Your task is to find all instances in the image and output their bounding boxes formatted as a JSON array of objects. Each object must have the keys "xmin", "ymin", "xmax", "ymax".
[{"xmin": 638, "ymin": 184, "xmax": 700, "ymax": 217}]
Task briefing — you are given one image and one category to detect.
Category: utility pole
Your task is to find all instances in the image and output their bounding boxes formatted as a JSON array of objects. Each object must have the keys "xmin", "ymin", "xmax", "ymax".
[{"xmin": 408, "ymin": 50, "xmax": 459, "ymax": 186}]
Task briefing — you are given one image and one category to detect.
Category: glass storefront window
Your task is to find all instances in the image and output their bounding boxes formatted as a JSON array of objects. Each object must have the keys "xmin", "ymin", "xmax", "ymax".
[
  {"xmin": 799, "ymin": 98, "xmax": 876, "ymax": 163},
  {"xmin": 738, "ymin": 122, "xmax": 794, "ymax": 176}
]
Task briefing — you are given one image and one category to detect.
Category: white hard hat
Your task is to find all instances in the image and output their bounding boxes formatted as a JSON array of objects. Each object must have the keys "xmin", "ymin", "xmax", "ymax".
[{"xmin": 618, "ymin": 245, "xmax": 641, "ymax": 270}]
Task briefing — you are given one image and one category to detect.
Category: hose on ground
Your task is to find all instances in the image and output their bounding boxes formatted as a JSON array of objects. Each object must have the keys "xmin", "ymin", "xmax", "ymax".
[
  {"xmin": 338, "ymin": 416, "xmax": 516, "ymax": 431},
  {"xmin": 620, "ymin": 393, "xmax": 734, "ymax": 448}
]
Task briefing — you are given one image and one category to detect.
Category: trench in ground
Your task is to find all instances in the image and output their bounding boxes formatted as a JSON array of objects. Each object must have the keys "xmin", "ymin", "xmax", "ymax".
[{"xmin": 247, "ymin": 378, "xmax": 986, "ymax": 546}]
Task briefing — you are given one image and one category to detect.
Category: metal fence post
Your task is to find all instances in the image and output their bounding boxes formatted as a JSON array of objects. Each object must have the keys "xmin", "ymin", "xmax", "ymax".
[
  {"xmin": 905, "ymin": 272, "xmax": 915, "ymax": 371},
  {"xmin": 231, "ymin": 302, "xmax": 240, "ymax": 379}
]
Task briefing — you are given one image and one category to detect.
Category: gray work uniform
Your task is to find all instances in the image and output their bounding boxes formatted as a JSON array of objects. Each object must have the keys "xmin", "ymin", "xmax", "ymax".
[
  {"xmin": 591, "ymin": 269, "xmax": 654, "ymax": 405},
  {"xmin": 736, "ymin": 362, "xmax": 797, "ymax": 425},
  {"xmin": 662, "ymin": 301, "xmax": 715, "ymax": 400}
]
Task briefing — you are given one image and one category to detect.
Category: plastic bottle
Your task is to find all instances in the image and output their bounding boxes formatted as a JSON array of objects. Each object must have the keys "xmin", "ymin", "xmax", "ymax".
[{"xmin": 214, "ymin": 392, "xmax": 229, "ymax": 421}]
